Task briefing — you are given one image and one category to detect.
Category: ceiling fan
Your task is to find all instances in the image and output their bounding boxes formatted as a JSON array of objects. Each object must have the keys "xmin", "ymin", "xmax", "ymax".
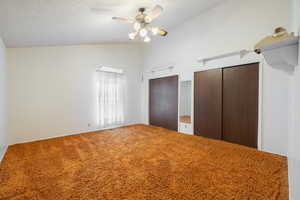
[{"xmin": 112, "ymin": 5, "xmax": 168, "ymax": 42}]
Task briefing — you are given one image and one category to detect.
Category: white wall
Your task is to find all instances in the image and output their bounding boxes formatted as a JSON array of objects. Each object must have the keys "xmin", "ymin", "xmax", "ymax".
[
  {"xmin": 0, "ymin": 37, "xmax": 8, "ymax": 162},
  {"xmin": 141, "ymin": 0, "xmax": 292, "ymax": 156},
  {"xmin": 8, "ymin": 44, "xmax": 143, "ymax": 144},
  {"xmin": 289, "ymin": 0, "xmax": 300, "ymax": 199}
]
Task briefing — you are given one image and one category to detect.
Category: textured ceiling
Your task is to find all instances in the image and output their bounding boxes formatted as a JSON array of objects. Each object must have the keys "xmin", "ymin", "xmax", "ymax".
[{"xmin": 0, "ymin": 0, "xmax": 223, "ymax": 47}]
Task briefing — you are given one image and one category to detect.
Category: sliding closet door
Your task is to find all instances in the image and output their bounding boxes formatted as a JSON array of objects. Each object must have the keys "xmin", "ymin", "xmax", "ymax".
[
  {"xmin": 149, "ymin": 75, "xmax": 178, "ymax": 131},
  {"xmin": 222, "ymin": 63, "xmax": 259, "ymax": 148},
  {"xmin": 194, "ymin": 69, "xmax": 222, "ymax": 139}
]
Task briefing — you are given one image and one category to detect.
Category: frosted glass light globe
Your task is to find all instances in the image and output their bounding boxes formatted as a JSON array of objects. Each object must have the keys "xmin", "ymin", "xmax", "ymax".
[
  {"xmin": 129, "ymin": 32, "xmax": 136, "ymax": 40},
  {"xmin": 144, "ymin": 36, "xmax": 151, "ymax": 43},
  {"xmin": 133, "ymin": 22, "xmax": 141, "ymax": 31},
  {"xmin": 152, "ymin": 27, "xmax": 159, "ymax": 35},
  {"xmin": 139, "ymin": 28, "xmax": 148, "ymax": 37},
  {"xmin": 144, "ymin": 16, "xmax": 152, "ymax": 23}
]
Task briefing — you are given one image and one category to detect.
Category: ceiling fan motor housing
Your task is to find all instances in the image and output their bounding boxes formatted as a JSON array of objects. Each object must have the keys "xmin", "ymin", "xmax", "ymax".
[
  {"xmin": 135, "ymin": 14, "xmax": 146, "ymax": 24},
  {"xmin": 136, "ymin": 8, "xmax": 148, "ymax": 24},
  {"xmin": 139, "ymin": 8, "xmax": 146, "ymax": 13}
]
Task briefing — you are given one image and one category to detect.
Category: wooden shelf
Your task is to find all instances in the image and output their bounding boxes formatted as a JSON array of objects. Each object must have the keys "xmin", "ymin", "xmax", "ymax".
[{"xmin": 260, "ymin": 36, "xmax": 299, "ymax": 52}]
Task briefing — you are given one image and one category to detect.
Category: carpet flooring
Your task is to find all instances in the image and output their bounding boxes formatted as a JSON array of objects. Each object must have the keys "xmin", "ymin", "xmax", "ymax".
[{"xmin": 0, "ymin": 124, "xmax": 288, "ymax": 200}]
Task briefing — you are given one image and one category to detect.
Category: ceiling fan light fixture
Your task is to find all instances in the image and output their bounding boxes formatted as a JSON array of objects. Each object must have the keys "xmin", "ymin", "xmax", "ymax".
[
  {"xmin": 144, "ymin": 16, "xmax": 152, "ymax": 23},
  {"xmin": 152, "ymin": 27, "xmax": 159, "ymax": 35},
  {"xmin": 112, "ymin": 5, "xmax": 168, "ymax": 43},
  {"xmin": 139, "ymin": 28, "xmax": 148, "ymax": 37},
  {"xmin": 133, "ymin": 22, "xmax": 141, "ymax": 31},
  {"xmin": 144, "ymin": 36, "xmax": 151, "ymax": 43},
  {"xmin": 128, "ymin": 32, "xmax": 137, "ymax": 40}
]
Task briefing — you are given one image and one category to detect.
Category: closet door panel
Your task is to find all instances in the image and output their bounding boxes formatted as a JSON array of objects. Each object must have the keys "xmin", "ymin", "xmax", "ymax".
[
  {"xmin": 149, "ymin": 76, "xmax": 178, "ymax": 131},
  {"xmin": 222, "ymin": 63, "xmax": 259, "ymax": 148},
  {"xmin": 194, "ymin": 69, "xmax": 222, "ymax": 139}
]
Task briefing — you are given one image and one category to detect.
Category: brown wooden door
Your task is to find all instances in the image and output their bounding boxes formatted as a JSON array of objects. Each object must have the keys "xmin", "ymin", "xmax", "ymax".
[
  {"xmin": 222, "ymin": 63, "xmax": 259, "ymax": 148},
  {"xmin": 194, "ymin": 69, "xmax": 222, "ymax": 139},
  {"xmin": 149, "ymin": 75, "xmax": 178, "ymax": 131}
]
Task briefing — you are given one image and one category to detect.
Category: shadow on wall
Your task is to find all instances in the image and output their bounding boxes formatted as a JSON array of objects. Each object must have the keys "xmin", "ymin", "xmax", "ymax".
[{"xmin": 268, "ymin": 62, "xmax": 295, "ymax": 75}]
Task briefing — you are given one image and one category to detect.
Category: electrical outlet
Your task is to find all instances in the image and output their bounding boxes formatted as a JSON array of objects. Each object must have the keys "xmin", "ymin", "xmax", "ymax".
[{"xmin": 88, "ymin": 123, "xmax": 91, "ymax": 127}]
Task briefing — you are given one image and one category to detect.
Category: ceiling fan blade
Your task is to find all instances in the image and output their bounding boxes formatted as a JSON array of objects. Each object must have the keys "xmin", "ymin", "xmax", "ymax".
[
  {"xmin": 129, "ymin": 31, "xmax": 139, "ymax": 40},
  {"xmin": 147, "ymin": 5, "xmax": 163, "ymax": 21},
  {"xmin": 112, "ymin": 17, "xmax": 135, "ymax": 24},
  {"xmin": 158, "ymin": 28, "xmax": 168, "ymax": 37}
]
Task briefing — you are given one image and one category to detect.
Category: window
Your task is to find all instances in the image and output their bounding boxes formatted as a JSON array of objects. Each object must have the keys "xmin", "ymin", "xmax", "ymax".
[{"xmin": 97, "ymin": 67, "xmax": 125, "ymax": 128}]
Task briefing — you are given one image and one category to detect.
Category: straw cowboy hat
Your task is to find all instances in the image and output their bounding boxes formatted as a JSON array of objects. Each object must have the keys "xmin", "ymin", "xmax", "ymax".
[{"xmin": 254, "ymin": 27, "xmax": 295, "ymax": 54}]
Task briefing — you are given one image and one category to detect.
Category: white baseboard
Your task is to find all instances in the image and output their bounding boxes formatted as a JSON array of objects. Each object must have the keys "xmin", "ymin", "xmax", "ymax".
[
  {"xmin": 10, "ymin": 122, "xmax": 139, "ymax": 145},
  {"xmin": 0, "ymin": 145, "xmax": 8, "ymax": 163}
]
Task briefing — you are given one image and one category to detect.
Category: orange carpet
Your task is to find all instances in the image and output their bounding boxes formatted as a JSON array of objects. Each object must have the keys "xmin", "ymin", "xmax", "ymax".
[
  {"xmin": 0, "ymin": 124, "xmax": 288, "ymax": 200},
  {"xmin": 180, "ymin": 115, "xmax": 191, "ymax": 123}
]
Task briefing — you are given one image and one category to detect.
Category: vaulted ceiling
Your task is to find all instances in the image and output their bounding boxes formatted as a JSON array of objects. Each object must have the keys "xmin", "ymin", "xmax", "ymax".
[{"xmin": 0, "ymin": 0, "xmax": 222, "ymax": 47}]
